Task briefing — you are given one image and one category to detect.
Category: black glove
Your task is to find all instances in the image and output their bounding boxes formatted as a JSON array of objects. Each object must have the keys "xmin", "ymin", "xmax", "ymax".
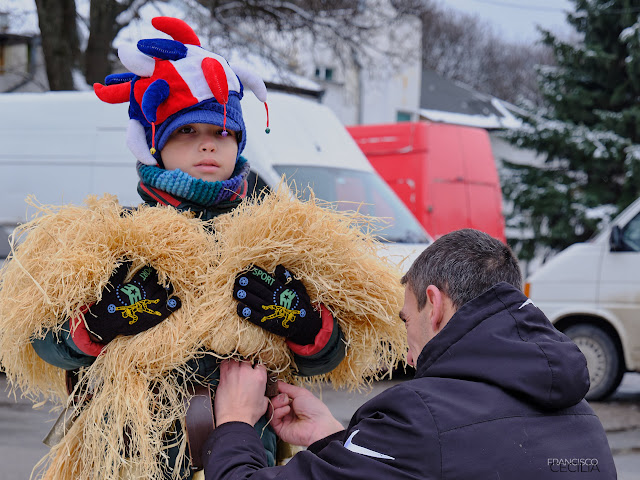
[
  {"xmin": 85, "ymin": 261, "xmax": 181, "ymax": 343},
  {"xmin": 232, "ymin": 265, "xmax": 322, "ymax": 345}
]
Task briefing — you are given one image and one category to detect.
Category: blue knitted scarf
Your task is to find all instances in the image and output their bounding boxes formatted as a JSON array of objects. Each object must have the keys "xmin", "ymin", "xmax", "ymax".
[{"xmin": 137, "ymin": 157, "xmax": 250, "ymax": 206}]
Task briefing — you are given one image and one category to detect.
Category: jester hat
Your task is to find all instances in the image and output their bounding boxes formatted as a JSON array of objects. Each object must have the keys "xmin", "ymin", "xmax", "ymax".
[{"xmin": 94, "ymin": 17, "xmax": 269, "ymax": 166}]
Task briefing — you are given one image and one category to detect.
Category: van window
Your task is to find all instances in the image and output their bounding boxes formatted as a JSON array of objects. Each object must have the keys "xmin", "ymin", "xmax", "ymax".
[
  {"xmin": 622, "ymin": 212, "xmax": 640, "ymax": 251},
  {"xmin": 274, "ymin": 165, "xmax": 430, "ymax": 244}
]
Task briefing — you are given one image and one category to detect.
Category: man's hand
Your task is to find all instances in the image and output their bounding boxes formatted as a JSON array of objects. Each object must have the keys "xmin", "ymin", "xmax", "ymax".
[
  {"xmin": 214, "ymin": 360, "xmax": 269, "ymax": 427},
  {"xmin": 269, "ymin": 381, "xmax": 344, "ymax": 447}
]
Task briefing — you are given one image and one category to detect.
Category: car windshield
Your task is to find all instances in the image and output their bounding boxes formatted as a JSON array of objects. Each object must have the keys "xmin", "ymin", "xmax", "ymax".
[{"xmin": 274, "ymin": 165, "xmax": 430, "ymax": 244}]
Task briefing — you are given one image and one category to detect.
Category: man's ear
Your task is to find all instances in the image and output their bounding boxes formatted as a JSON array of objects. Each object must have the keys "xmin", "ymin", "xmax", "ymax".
[{"xmin": 426, "ymin": 285, "xmax": 445, "ymax": 333}]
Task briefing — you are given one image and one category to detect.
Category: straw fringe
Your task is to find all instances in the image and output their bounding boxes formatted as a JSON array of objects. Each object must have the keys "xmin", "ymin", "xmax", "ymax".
[{"xmin": 0, "ymin": 188, "xmax": 407, "ymax": 480}]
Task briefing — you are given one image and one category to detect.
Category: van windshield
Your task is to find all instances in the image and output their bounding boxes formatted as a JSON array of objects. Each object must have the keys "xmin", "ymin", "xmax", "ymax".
[{"xmin": 274, "ymin": 166, "xmax": 430, "ymax": 244}]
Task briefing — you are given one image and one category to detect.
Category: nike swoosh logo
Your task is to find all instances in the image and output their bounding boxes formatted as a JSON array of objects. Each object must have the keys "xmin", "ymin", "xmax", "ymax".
[
  {"xmin": 343, "ymin": 430, "xmax": 395, "ymax": 460},
  {"xmin": 518, "ymin": 299, "xmax": 536, "ymax": 310}
]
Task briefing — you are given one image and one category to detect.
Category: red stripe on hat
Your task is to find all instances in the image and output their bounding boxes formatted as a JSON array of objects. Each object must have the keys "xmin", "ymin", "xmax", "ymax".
[
  {"xmin": 152, "ymin": 17, "xmax": 201, "ymax": 46},
  {"xmin": 94, "ymin": 81, "xmax": 131, "ymax": 104},
  {"xmin": 133, "ymin": 61, "xmax": 199, "ymax": 126},
  {"xmin": 202, "ymin": 57, "xmax": 229, "ymax": 105}
]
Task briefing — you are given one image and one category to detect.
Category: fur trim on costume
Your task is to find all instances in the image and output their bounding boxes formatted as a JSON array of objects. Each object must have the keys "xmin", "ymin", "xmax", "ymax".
[{"xmin": 0, "ymin": 187, "xmax": 406, "ymax": 480}]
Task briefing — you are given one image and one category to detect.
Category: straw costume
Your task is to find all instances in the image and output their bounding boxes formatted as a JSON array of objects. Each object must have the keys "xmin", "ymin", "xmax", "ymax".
[{"xmin": 0, "ymin": 17, "xmax": 407, "ymax": 480}]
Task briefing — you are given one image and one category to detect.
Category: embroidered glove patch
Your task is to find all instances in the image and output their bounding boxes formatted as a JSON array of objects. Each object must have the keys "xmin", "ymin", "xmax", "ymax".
[
  {"xmin": 233, "ymin": 265, "xmax": 322, "ymax": 346},
  {"xmin": 85, "ymin": 261, "xmax": 181, "ymax": 343}
]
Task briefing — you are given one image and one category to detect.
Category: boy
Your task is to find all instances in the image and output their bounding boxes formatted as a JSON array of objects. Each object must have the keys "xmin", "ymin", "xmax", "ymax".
[{"xmin": 31, "ymin": 16, "xmax": 344, "ymax": 479}]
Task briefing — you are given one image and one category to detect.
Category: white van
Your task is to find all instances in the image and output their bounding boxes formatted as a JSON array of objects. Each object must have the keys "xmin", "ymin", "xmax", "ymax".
[
  {"xmin": 525, "ymin": 196, "xmax": 640, "ymax": 400},
  {"xmin": 0, "ymin": 90, "xmax": 431, "ymax": 269}
]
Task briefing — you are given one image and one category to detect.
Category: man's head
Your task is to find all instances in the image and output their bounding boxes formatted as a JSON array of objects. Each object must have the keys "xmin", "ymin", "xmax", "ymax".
[
  {"xmin": 399, "ymin": 229, "xmax": 522, "ymax": 365},
  {"xmin": 401, "ymin": 228, "xmax": 522, "ymax": 310}
]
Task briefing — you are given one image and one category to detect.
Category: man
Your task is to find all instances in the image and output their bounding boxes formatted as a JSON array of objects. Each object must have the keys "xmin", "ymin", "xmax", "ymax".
[{"xmin": 204, "ymin": 229, "xmax": 617, "ymax": 479}]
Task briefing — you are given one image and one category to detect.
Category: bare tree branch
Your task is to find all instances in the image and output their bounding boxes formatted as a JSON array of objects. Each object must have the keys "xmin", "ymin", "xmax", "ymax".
[
  {"xmin": 419, "ymin": 1, "xmax": 552, "ymax": 105},
  {"xmin": 28, "ymin": 0, "xmax": 545, "ymax": 106},
  {"xmin": 184, "ymin": 0, "xmax": 420, "ymax": 86}
]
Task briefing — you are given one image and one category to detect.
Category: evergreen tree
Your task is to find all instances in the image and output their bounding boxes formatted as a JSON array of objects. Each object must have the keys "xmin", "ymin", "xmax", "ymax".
[{"xmin": 501, "ymin": 0, "xmax": 640, "ymax": 263}]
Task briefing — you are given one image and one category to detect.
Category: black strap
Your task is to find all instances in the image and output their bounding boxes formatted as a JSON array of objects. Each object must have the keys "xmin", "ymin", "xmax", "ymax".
[{"xmin": 184, "ymin": 383, "xmax": 215, "ymax": 471}]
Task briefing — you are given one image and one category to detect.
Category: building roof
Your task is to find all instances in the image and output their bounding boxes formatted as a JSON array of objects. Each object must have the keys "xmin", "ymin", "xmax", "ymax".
[
  {"xmin": 419, "ymin": 69, "xmax": 520, "ymax": 130},
  {"xmin": 0, "ymin": 32, "xmax": 37, "ymax": 45}
]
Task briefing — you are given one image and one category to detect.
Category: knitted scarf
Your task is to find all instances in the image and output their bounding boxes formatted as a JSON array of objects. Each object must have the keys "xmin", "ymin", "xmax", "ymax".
[{"xmin": 137, "ymin": 157, "xmax": 250, "ymax": 207}]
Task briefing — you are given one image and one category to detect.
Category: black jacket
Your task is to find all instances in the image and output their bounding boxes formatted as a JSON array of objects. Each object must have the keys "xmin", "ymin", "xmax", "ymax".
[{"xmin": 202, "ymin": 282, "xmax": 616, "ymax": 479}]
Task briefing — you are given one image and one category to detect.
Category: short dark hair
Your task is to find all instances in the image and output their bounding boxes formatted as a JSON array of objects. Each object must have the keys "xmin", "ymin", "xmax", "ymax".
[{"xmin": 400, "ymin": 229, "xmax": 522, "ymax": 310}]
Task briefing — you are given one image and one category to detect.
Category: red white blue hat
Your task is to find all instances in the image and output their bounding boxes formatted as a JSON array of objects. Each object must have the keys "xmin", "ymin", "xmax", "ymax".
[{"xmin": 94, "ymin": 17, "xmax": 269, "ymax": 166}]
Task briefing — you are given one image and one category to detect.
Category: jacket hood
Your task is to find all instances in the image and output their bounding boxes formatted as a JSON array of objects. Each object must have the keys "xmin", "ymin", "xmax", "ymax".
[{"xmin": 415, "ymin": 282, "xmax": 589, "ymax": 410}]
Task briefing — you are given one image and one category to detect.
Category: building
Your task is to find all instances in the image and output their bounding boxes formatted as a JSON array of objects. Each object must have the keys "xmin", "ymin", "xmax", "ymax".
[{"xmin": 0, "ymin": 11, "xmax": 48, "ymax": 93}]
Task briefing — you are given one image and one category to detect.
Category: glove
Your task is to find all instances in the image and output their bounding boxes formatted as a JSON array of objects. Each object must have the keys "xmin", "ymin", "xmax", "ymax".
[
  {"xmin": 85, "ymin": 261, "xmax": 181, "ymax": 343},
  {"xmin": 233, "ymin": 265, "xmax": 322, "ymax": 345}
]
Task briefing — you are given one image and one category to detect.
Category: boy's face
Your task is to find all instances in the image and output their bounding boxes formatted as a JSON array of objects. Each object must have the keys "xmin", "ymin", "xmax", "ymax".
[{"xmin": 160, "ymin": 123, "xmax": 239, "ymax": 182}]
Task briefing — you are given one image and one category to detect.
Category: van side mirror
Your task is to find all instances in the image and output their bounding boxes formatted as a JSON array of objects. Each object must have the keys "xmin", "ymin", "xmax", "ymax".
[{"xmin": 610, "ymin": 225, "xmax": 625, "ymax": 251}]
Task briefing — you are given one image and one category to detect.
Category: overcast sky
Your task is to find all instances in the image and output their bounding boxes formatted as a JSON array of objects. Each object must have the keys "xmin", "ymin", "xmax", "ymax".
[{"xmin": 442, "ymin": 0, "xmax": 575, "ymax": 43}]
